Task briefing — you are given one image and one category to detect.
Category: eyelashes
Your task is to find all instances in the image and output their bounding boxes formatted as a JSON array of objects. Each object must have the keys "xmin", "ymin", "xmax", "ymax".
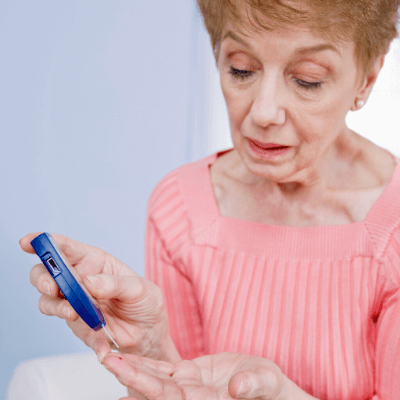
[
  {"xmin": 228, "ymin": 66, "xmax": 323, "ymax": 90},
  {"xmin": 229, "ymin": 67, "xmax": 253, "ymax": 80},
  {"xmin": 295, "ymin": 79, "xmax": 323, "ymax": 90}
]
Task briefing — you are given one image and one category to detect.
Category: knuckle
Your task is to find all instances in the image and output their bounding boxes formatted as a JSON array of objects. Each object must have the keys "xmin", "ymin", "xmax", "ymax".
[
  {"xmin": 133, "ymin": 276, "xmax": 147, "ymax": 295},
  {"xmin": 258, "ymin": 368, "xmax": 283, "ymax": 399},
  {"xmin": 29, "ymin": 264, "xmax": 44, "ymax": 287},
  {"xmin": 121, "ymin": 275, "xmax": 146, "ymax": 300},
  {"xmin": 109, "ymin": 275, "xmax": 120, "ymax": 292},
  {"xmin": 57, "ymin": 301, "xmax": 70, "ymax": 319},
  {"xmin": 69, "ymin": 309, "xmax": 79, "ymax": 321},
  {"xmin": 38, "ymin": 295, "xmax": 52, "ymax": 316}
]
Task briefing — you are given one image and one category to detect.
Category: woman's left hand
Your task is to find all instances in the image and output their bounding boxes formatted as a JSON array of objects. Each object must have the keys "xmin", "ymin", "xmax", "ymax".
[{"xmin": 103, "ymin": 352, "xmax": 313, "ymax": 400}]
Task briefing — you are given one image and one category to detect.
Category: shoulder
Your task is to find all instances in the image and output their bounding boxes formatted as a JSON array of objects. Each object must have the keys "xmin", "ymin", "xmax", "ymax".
[
  {"xmin": 359, "ymin": 145, "xmax": 400, "ymax": 254},
  {"xmin": 145, "ymin": 153, "xmax": 221, "ymax": 259},
  {"xmin": 384, "ymin": 223, "xmax": 400, "ymax": 286},
  {"xmin": 147, "ymin": 153, "xmax": 217, "ymax": 216},
  {"xmin": 146, "ymin": 153, "xmax": 221, "ymax": 248},
  {"xmin": 367, "ymin": 171, "xmax": 400, "ymax": 288}
]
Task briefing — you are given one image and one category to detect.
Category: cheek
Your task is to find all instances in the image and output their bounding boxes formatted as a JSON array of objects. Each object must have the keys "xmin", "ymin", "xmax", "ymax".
[
  {"xmin": 296, "ymin": 88, "xmax": 350, "ymax": 136},
  {"xmin": 222, "ymin": 87, "xmax": 252, "ymax": 129},
  {"xmin": 294, "ymin": 108, "xmax": 346, "ymax": 154}
]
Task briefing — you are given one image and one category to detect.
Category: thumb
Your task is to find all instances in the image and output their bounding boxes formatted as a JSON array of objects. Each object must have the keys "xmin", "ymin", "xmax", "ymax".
[
  {"xmin": 229, "ymin": 368, "xmax": 282, "ymax": 400},
  {"xmin": 84, "ymin": 273, "xmax": 147, "ymax": 302}
]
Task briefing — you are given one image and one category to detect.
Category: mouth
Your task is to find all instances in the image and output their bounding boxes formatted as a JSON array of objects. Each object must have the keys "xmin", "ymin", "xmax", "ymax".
[
  {"xmin": 246, "ymin": 138, "xmax": 291, "ymax": 159},
  {"xmin": 248, "ymin": 138, "xmax": 290, "ymax": 149}
]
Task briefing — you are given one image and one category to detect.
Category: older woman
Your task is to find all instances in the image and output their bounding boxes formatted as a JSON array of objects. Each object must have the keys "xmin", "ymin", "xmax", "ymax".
[{"xmin": 21, "ymin": 0, "xmax": 400, "ymax": 399}]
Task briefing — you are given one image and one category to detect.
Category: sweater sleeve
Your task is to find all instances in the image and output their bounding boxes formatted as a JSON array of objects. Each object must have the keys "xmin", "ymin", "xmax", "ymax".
[
  {"xmin": 373, "ymin": 228, "xmax": 400, "ymax": 399},
  {"xmin": 144, "ymin": 172, "xmax": 205, "ymax": 360}
]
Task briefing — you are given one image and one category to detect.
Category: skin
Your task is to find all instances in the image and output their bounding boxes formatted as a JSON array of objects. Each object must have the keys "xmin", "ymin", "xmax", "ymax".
[{"xmin": 210, "ymin": 21, "xmax": 397, "ymax": 227}]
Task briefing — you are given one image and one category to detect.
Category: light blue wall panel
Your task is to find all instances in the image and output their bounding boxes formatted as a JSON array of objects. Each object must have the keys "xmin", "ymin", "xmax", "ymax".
[{"xmin": 0, "ymin": 1, "xmax": 204, "ymax": 395}]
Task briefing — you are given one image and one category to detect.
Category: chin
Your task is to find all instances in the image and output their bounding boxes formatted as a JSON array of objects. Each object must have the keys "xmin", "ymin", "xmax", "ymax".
[
  {"xmin": 243, "ymin": 156, "xmax": 292, "ymax": 181},
  {"xmin": 242, "ymin": 153, "xmax": 317, "ymax": 185}
]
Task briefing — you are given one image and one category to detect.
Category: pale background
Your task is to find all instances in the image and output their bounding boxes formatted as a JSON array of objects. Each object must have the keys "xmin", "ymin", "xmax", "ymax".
[{"xmin": 1, "ymin": 1, "xmax": 399, "ymax": 397}]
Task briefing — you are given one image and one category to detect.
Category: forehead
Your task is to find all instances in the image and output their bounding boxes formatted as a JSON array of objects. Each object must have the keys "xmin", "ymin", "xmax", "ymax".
[{"xmin": 220, "ymin": 21, "xmax": 352, "ymax": 61}]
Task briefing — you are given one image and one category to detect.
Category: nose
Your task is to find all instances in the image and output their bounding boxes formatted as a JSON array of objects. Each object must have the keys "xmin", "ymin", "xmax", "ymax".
[{"xmin": 250, "ymin": 72, "xmax": 286, "ymax": 128}]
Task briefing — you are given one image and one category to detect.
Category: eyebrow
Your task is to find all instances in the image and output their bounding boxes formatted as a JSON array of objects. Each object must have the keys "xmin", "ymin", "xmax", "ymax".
[{"xmin": 222, "ymin": 30, "xmax": 341, "ymax": 57}]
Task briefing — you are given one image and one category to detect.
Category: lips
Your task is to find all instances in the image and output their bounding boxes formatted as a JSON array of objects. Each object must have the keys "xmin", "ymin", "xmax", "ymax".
[
  {"xmin": 248, "ymin": 138, "xmax": 289, "ymax": 150},
  {"xmin": 246, "ymin": 138, "xmax": 292, "ymax": 160}
]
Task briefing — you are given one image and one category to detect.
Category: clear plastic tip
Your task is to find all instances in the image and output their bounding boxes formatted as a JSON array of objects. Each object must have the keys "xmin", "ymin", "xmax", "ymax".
[{"xmin": 103, "ymin": 326, "xmax": 119, "ymax": 349}]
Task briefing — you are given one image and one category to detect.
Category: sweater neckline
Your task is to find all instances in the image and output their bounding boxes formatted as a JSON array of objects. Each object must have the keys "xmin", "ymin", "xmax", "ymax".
[
  {"xmin": 203, "ymin": 149, "xmax": 400, "ymax": 228},
  {"xmin": 186, "ymin": 150, "xmax": 400, "ymax": 258}
]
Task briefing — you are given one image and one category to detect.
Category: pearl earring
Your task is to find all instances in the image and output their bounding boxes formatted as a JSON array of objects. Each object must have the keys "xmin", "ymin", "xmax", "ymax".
[{"xmin": 357, "ymin": 100, "xmax": 364, "ymax": 109}]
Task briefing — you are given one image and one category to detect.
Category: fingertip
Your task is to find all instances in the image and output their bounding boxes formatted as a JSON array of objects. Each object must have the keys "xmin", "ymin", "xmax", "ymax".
[
  {"xmin": 228, "ymin": 374, "xmax": 246, "ymax": 398},
  {"xmin": 85, "ymin": 274, "xmax": 124, "ymax": 300},
  {"xmin": 103, "ymin": 354, "xmax": 125, "ymax": 372},
  {"xmin": 69, "ymin": 308, "xmax": 79, "ymax": 321},
  {"xmin": 230, "ymin": 369, "xmax": 280, "ymax": 399},
  {"xmin": 98, "ymin": 352, "xmax": 106, "ymax": 364},
  {"xmin": 61, "ymin": 304, "xmax": 78, "ymax": 321},
  {"xmin": 62, "ymin": 305, "xmax": 72, "ymax": 319},
  {"xmin": 43, "ymin": 281, "xmax": 52, "ymax": 296},
  {"xmin": 97, "ymin": 344, "xmax": 113, "ymax": 364},
  {"xmin": 85, "ymin": 275, "xmax": 103, "ymax": 290},
  {"xmin": 19, "ymin": 233, "xmax": 42, "ymax": 253}
]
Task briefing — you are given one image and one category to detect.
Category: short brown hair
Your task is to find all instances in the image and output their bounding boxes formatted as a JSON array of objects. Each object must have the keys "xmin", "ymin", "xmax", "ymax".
[{"xmin": 196, "ymin": 0, "xmax": 400, "ymax": 84}]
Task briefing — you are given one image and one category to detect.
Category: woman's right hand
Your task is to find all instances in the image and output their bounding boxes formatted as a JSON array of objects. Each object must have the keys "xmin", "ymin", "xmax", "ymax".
[{"xmin": 20, "ymin": 233, "xmax": 181, "ymax": 364}]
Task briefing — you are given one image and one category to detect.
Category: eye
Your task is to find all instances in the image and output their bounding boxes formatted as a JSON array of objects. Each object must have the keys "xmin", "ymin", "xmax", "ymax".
[
  {"xmin": 228, "ymin": 66, "xmax": 254, "ymax": 81},
  {"xmin": 295, "ymin": 79, "xmax": 323, "ymax": 90}
]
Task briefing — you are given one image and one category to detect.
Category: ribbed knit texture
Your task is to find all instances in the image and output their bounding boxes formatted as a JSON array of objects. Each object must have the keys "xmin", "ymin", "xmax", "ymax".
[{"xmin": 145, "ymin": 151, "xmax": 400, "ymax": 400}]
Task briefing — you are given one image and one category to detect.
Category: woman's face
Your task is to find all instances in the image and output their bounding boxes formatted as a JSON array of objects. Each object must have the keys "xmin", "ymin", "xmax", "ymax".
[{"xmin": 218, "ymin": 22, "xmax": 366, "ymax": 184}]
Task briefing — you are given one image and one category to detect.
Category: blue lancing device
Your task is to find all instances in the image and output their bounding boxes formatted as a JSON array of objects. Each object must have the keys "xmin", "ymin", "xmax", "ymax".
[{"xmin": 31, "ymin": 232, "xmax": 119, "ymax": 348}]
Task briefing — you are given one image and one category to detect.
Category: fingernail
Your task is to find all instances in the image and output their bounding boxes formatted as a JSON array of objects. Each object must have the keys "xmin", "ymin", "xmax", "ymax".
[
  {"xmin": 98, "ymin": 351, "xmax": 107, "ymax": 364},
  {"xmin": 44, "ymin": 282, "xmax": 51, "ymax": 296},
  {"xmin": 63, "ymin": 307, "xmax": 71, "ymax": 318},
  {"xmin": 100, "ymin": 353, "xmax": 109, "ymax": 367},
  {"xmin": 237, "ymin": 380, "xmax": 249, "ymax": 397},
  {"xmin": 86, "ymin": 276, "xmax": 102, "ymax": 289}
]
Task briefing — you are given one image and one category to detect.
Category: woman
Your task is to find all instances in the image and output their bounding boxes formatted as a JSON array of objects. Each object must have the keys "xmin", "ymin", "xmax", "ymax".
[{"xmin": 21, "ymin": 0, "xmax": 400, "ymax": 398}]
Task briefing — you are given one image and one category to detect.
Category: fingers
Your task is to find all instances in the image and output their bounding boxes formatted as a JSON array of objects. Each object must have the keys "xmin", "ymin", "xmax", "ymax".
[
  {"xmin": 21, "ymin": 232, "xmax": 134, "ymax": 278},
  {"xmin": 30, "ymin": 262, "xmax": 78, "ymax": 320},
  {"xmin": 170, "ymin": 359, "xmax": 203, "ymax": 386},
  {"xmin": 20, "ymin": 232, "xmax": 98, "ymax": 265},
  {"xmin": 84, "ymin": 274, "xmax": 149, "ymax": 302},
  {"xmin": 229, "ymin": 368, "xmax": 283, "ymax": 400},
  {"xmin": 121, "ymin": 354, "xmax": 175, "ymax": 375},
  {"xmin": 37, "ymin": 294, "xmax": 79, "ymax": 321},
  {"xmin": 62, "ymin": 318, "xmax": 112, "ymax": 363},
  {"xmin": 103, "ymin": 354, "xmax": 182, "ymax": 400},
  {"xmin": 30, "ymin": 263, "xmax": 58, "ymax": 297}
]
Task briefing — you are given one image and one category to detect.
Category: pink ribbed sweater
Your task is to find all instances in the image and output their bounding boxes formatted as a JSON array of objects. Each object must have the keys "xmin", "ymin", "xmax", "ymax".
[{"xmin": 145, "ymin": 151, "xmax": 400, "ymax": 400}]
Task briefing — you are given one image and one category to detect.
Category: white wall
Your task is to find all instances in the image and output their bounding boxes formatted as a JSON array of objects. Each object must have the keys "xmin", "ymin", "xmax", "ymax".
[
  {"xmin": 347, "ymin": 39, "xmax": 400, "ymax": 156},
  {"xmin": 205, "ymin": 36, "xmax": 400, "ymax": 157}
]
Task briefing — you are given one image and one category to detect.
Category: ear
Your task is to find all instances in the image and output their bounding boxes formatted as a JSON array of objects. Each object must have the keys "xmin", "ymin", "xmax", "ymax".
[{"xmin": 351, "ymin": 55, "xmax": 385, "ymax": 111}]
